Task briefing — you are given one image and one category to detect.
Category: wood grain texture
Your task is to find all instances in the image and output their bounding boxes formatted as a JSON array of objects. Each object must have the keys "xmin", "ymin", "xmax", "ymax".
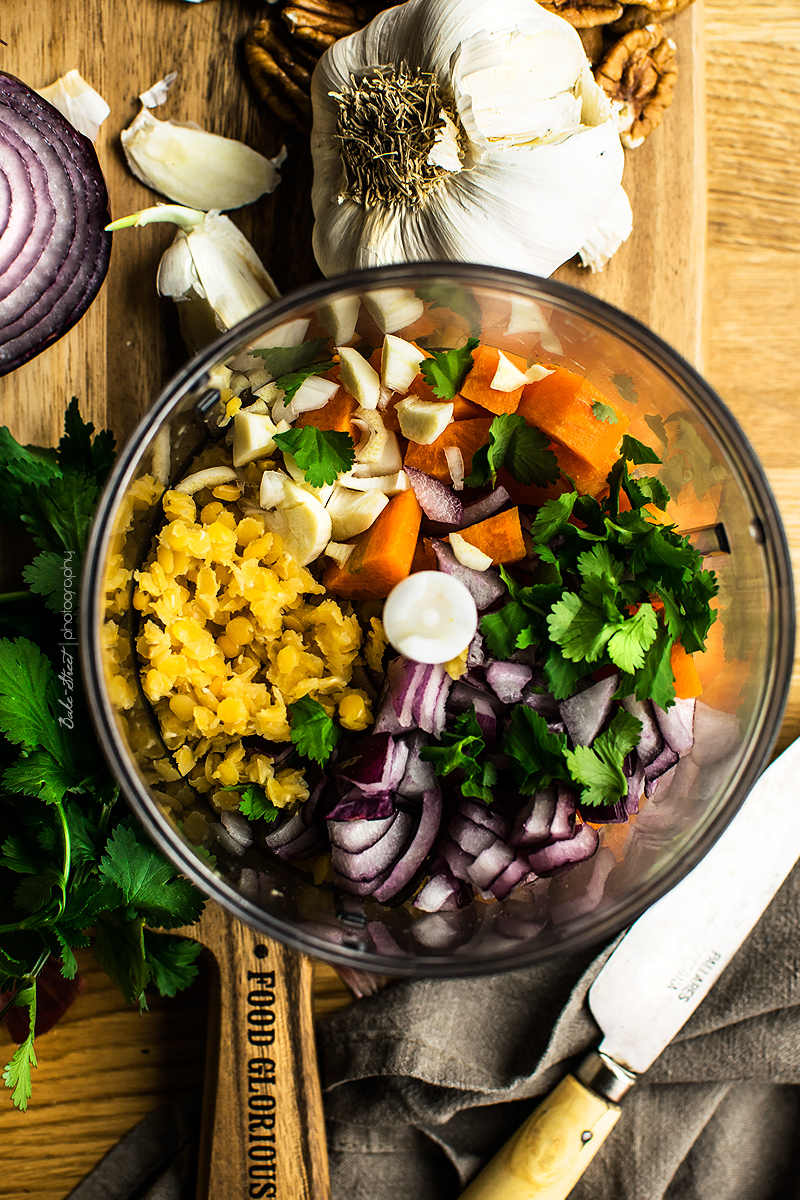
[{"xmin": 1, "ymin": 1, "xmax": 800, "ymax": 1198}]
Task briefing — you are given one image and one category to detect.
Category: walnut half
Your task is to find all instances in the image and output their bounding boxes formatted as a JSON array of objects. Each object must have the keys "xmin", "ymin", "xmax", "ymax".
[
  {"xmin": 611, "ymin": 0, "xmax": 696, "ymax": 34},
  {"xmin": 538, "ymin": 1, "xmax": 624, "ymax": 27},
  {"xmin": 594, "ymin": 23, "xmax": 677, "ymax": 148}
]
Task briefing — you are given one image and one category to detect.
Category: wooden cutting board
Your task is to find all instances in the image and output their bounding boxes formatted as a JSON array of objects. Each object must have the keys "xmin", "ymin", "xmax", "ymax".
[{"xmin": 0, "ymin": 3, "xmax": 706, "ymax": 1198}]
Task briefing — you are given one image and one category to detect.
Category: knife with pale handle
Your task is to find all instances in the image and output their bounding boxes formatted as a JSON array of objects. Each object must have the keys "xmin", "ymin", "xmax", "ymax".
[{"xmin": 460, "ymin": 735, "xmax": 800, "ymax": 1200}]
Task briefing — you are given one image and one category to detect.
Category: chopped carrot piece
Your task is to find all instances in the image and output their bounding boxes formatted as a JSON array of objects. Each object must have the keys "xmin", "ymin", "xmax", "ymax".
[
  {"xmin": 411, "ymin": 536, "xmax": 438, "ymax": 574},
  {"xmin": 497, "ymin": 439, "xmax": 611, "ymax": 509},
  {"xmin": 460, "ymin": 345, "xmax": 527, "ymax": 415},
  {"xmin": 452, "ymin": 395, "xmax": 492, "ymax": 420},
  {"xmin": 517, "ymin": 367, "xmax": 629, "ymax": 467},
  {"xmin": 403, "ymin": 417, "xmax": 493, "ymax": 483},
  {"xmin": 670, "ymin": 641, "xmax": 703, "ymax": 699},
  {"xmin": 295, "ymin": 391, "xmax": 358, "ymax": 434},
  {"xmin": 322, "ymin": 488, "xmax": 423, "ymax": 601},
  {"xmin": 459, "ymin": 507, "xmax": 526, "ymax": 566}
]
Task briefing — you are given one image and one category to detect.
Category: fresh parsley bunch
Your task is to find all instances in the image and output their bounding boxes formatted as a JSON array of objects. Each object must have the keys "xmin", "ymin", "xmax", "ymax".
[
  {"xmin": 482, "ymin": 434, "xmax": 718, "ymax": 709},
  {"xmin": 0, "ymin": 402, "xmax": 205, "ymax": 1111}
]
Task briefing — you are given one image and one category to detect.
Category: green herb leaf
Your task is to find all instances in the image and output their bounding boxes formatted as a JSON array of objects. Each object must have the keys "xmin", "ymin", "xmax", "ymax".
[
  {"xmin": 547, "ymin": 593, "xmax": 616, "ymax": 664},
  {"xmin": 466, "ymin": 413, "xmax": 559, "ymax": 488},
  {"xmin": 276, "ymin": 361, "xmax": 336, "ymax": 403},
  {"xmin": 621, "ymin": 434, "xmax": 661, "ymax": 465},
  {"xmin": 57, "ymin": 397, "xmax": 116, "ymax": 485},
  {"xmin": 420, "ymin": 337, "xmax": 478, "ymax": 399},
  {"xmin": 3, "ymin": 981, "xmax": 37, "ymax": 1110},
  {"xmin": 0, "ymin": 638, "xmax": 71, "ymax": 763},
  {"xmin": 592, "ymin": 402, "xmax": 618, "ymax": 425},
  {"xmin": 288, "ymin": 696, "xmax": 341, "ymax": 765},
  {"xmin": 143, "ymin": 931, "xmax": 203, "ymax": 998},
  {"xmin": 273, "ymin": 426, "xmax": 355, "ymax": 488},
  {"xmin": 0, "ymin": 428, "xmax": 60, "ymax": 523},
  {"xmin": 503, "ymin": 707, "xmax": 568, "ymax": 795},
  {"xmin": 23, "ymin": 551, "xmax": 73, "ymax": 614},
  {"xmin": 235, "ymin": 783, "xmax": 280, "ymax": 822},
  {"xmin": 250, "ymin": 338, "xmax": 330, "ymax": 379},
  {"xmin": 613, "ymin": 374, "xmax": 638, "ymax": 405},
  {"xmin": 99, "ymin": 824, "xmax": 204, "ymax": 930},
  {"xmin": 565, "ymin": 708, "xmax": 642, "ymax": 807},
  {"xmin": 93, "ymin": 911, "xmax": 150, "ymax": 1009},
  {"xmin": 21, "ymin": 473, "xmax": 100, "ymax": 556},
  {"xmin": 3, "ymin": 750, "xmax": 77, "ymax": 805},
  {"xmin": 420, "ymin": 707, "xmax": 496, "ymax": 803},
  {"xmin": 529, "ymin": 493, "xmax": 578, "ymax": 544}
]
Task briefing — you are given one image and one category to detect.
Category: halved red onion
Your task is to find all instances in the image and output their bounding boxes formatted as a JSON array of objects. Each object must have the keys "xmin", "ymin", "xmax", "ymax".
[
  {"xmin": 372, "ymin": 787, "xmax": 443, "ymax": 902},
  {"xmin": 0, "ymin": 72, "xmax": 112, "ymax": 376},
  {"xmin": 405, "ymin": 466, "xmax": 463, "ymax": 525}
]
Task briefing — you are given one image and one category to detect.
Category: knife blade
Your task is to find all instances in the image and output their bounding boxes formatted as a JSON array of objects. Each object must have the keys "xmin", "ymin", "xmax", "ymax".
[{"xmin": 459, "ymin": 734, "xmax": 800, "ymax": 1200}]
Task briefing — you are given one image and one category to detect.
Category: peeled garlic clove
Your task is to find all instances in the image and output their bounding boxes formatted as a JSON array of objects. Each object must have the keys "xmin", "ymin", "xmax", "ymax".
[
  {"xmin": 383, "ymin": 571, "xmax": 478, "ymax": 664},
  {"xmin": 121, "ymin": 106, "xmax": 284, "ymax": 211},
  {"xmin": 342, "ymin": 470, "xmax": 409, "ymax": 496},
  {"xmin": 175, "ymin": 466, "xmax": 239, "ymax": 495},
  {"xmin": 448, "ymin": 531, "xmax": 493, "ymax": 571},
  {"xmin": 320, "ymin": 295, "xmax": 360, "ymax": 344},
  {"xmin": 325, "ymin": 541, "xmax": 355, "ymax": 566},
  {"xmin": 290, "ymin": 375, "xmax": 339, "ymax": 415},
  {"xmin": 37, "ymin": 69, "xmax": 110, "ymax": 142},
  {"xmin": 352, "ymin": 408, "xmax": 388, "ymax": 464},
  {"xmin": 381, "ymin": 334, "xmax": 427, "ymax": 394},
  {"xmin": 364, "ymin": 289, "xmax": 424, "ymax": 334},
  {"xmin": 396, "ymin": 396, "xmax": 454, "ymax": 445},
  {"xmin": 233, "ymin": 410, "xmax": 280, "ymax": 468},
  {"xmin": 338, "ymin": 346, "xmax": 381, "ymax": 410},
  {"xmin": 349, "ymin": 431, "xmax": 403, "ymax": 478}
]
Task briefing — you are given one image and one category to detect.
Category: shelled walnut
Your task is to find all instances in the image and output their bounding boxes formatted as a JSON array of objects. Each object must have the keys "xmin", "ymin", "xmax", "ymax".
[
  {"xmin": 611, "ymin": 0, "xmax": 695, "ymax": 33},
  {"xmin": 594, "ymin": 22, "xmax": 678, "ymax": 148},
  {"xmin": 538, "ymin": 1, "xmax": 623, "ymax": 25}
]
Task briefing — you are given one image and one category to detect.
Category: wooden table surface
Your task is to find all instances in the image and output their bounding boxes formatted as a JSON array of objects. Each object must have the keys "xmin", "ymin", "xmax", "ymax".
[{"xmin": 1, "ymin": 1, "xmax": 799, "ymax": 1197}]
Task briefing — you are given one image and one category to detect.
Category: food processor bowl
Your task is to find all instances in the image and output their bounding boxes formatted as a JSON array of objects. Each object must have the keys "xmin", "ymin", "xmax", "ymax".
[{"xmin": 81, "ymin": 263, "xmax": 794, "ymax": 976}]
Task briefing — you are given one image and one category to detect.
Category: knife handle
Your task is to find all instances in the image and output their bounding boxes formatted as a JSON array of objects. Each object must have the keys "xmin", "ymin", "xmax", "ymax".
[{"xmin": 458, "ymin": 1072, "xmax": 621, "ymax": 1200}]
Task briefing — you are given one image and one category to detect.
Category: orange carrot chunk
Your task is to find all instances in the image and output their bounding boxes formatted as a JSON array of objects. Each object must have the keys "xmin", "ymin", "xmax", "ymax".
[
  {"xmin": 295, "ymin": 391, "xmax": 358, "ymax": 434},
  {"xmin": 460, "ymin": 345, "xmax": 527, "ymax": 416},
  {"xmin": 458, "ymin": 508, "xmax": 527, "ymax": 566},
  {"xmin": 322, "ymin": 488, "xmax": 422, "ymax": 601},
  {"xmin": 403, "ymin": 417, "xmax": 493, "ymax": 483},
  {"xmin": 670, "ymin": 641, "xmax": 703, "ymax": 700},
  {"xmin": 517, "ymin": 367, "xmax": 629, "ymax": 468}
]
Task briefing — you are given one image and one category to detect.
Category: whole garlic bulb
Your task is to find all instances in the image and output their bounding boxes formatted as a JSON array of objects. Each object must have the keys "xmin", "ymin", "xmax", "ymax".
[{"xmin": 310, "ymin": 0, "xmax": 625, "ymax": 279}]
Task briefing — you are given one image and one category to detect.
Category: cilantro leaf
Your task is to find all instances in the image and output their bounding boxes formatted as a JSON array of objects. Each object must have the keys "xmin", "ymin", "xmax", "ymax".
[
  {"xmin": 420, "ymin": 707, "xmax": 496, "ymax": 803},
  {"xmin": 503, "ymin": 706, "xmax": 567, "ymax": 795},
  {"xmin": 250, "ymin": 338, "xmax": 330, "ymax": 379},
  {"xmin": 467, "ymin": 413, "xmax": 559, "ymax": 488},
  {"xmin": 621, "ymin": 434, "xmax": 661, "ymax": 465},
  {"xmin": 547, "ymin": 593, "xmax": 616, "ymax": 664},
  {"xmin": 288, "ymin": 696, "xmax": 341, "ymax": 765},
  {"xmin": 3, "ymin": 750, "xmax": 77, "ymax": 805},
  {"xmin": 273, "ymin": 426, "xmax": 355, "ymax": 488},
  {"xmin": 634, "ymin": 625, "xmax": 676, "ymax": 709},
  {"xmin": 529, "ymin": 493, "xmax": 578, "ymax": 544},
  {"xmin": 276, "ymin": 361, "xmax": 336, "ymax": 403},
  {"xmin": 57, "ymin": 397, "xmax": 116, "ymax": 485},
  {"xmin": 3, "ymin": 982, "xmax": 37, "ymax": 1110},
  {"xmin": 0, "ymin": 428, "xmax": 60, "ymax": 523},
  {"xmin": 420, "ymin": 337, "xmax": 478, "ymax": 399},
  {"xmin": 0, "ymin": 638, "xmax": 71, "ymax": 764},
  {"xmin": 21, "ymin": 473, "xmax": 100, "ymax": 555},
  {"xmin": 99, "ymin": 824, "xmax": 204, "ymax": 930},
  {"xmin": 23, "ymin": 551, "xmax": 73, "ymax": 614},
  {"xmin": 607, "ymin": 603, "xmax": 658, "ymax": 673},
  {"xmin": 481, "ymin": 602, "xmax": 532, "ymax": 660},
  {"xmin": 93, "ymin": 912, "xmax": 150, "ymax": 1009},
  {"xmin": 613, "ymin": 374, "xmax": 638, "ymax": 405},
  {"xmin": 565, "ymin": 709, "xmax": 642, "ymax": 807},
  {"xmin": 143, "ymin": 931, "xmax": 203, "ymax": 998},
  {"xmin": 592, "ymin": 402, "xmax": 618, "ymax": 425},
  {"xmin": 234, "ymin": 783, "xmax": 280, "ymax": 822}
]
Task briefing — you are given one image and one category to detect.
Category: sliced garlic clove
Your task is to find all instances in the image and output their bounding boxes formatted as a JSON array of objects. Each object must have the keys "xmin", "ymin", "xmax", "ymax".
[
  {"xmin": 121, "ymin": 106, "xmax": 284, "ymax": 211},
  {"xmin": 491, "ymin": 351, "xmax": 529, "ymax": 391},
  {"xmin": 342, "ymin": 470, "xmax": 409, "ymax": 496},
  {"xmin": 324, "ymin": 541, "xmax": 355, "ymax": 566},
  {"xmin": 338, "ymin": 346, "xmax": 381, "ymax": 410},
  {"xmin": 233, "ymin": 410, "xmax": 280, "ymax": 468},
  {"xmin": 352, "ymin": 408, "xmax": 389, "ymax": 463},
  {"xmin": 382, "ymin": 570, "xmax": 478, "ymax": 664},
  {"xmin": 381, "ymin": 334, "xmax": 427, "ymax": 394},
  {"xmin": 37, "ymin": 69, "xmax": 110, "ymax": 142},
  {"xmin": 444, "ymin": 445, "xmax": 465, "ymax": 491},
  {"xmin": 396, "ymin": 396, "xmax": 454, "ymax": 445},
  {"xmin": 364, "ymin": 288, "xmax": 424, "ymax": 333},
  {"xmin": 524, "ymin": 364, "xmax": 554, "ymax": 383},
  {"xmin": 349, "ymin": 431, "xmax": 403, "ymax": 479},
  {"xmin": 320, "ymin": 295, "xmax": 361, "ymax": 344},
  {"xmin": 448, "ymin": 531, "xmax": 493, "ymax": 571},
  {"xmin": 266, "ymin": 479, "xmax": 332, "ymax": 566},
  {"xmin": 290, "ymin": 375, "xmax": 339, "ymax": 415}
]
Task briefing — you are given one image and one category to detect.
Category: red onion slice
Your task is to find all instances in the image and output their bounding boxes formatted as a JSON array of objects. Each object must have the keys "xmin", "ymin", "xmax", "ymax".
[
  {"xmin": 372, "ymin": 787, "xmax": 443, "ymax": 903},
  {"xmin": 404, "ymin": 466, "xmax": 463, "ymax": 525},
  {"xmin": 0, "ymin": 73, "xmax": 111, "ymax": 376},
  {"xmin": 527, "ymin": 821, "xmax": 599, "ymax": 874},
  {"xmin": 332, "ymin": 811, "xmax": 414, "ymax": 882}
]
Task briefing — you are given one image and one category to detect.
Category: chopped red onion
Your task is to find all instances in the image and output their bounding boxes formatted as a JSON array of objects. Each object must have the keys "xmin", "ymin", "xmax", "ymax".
[
  {"xmin": 459, "ymin": 487, "xmax": 512, "ymax": 528},
  {"xmin": 274, "ymin": 825, "xmax": 325, "ymax": 859},
  {"xmin": 654, "ymin": 697, "xmax": 696, "ymax": 758},
  {"xmin": 489, "ymin": 853, "xmax": 533, "ymax": 900},
  {"xmin": 549, "ymin": 784, "xmax": 578, "ymax": 841},
  {"xmin": 527, "ymin": 821, "xmax": 599, "ymax": 874},
  {"xmin": 440, "ymin": 834, "xmax": 474, "ymax": 883},
  {"xmin": 333, "ymin": 733, "xmax": 409, "ymax": 797},
  {"xmin": 448, "ymin": 812, "xmax": 498, "ymax": 857},
  {"xmin": 325, "ymin": 791, "xmax": 396, "ymax": 821},
  {"xmin": 431, "ymin": 540, "xmax": 506, "ymax": 611},
  {"xmin": 510, "ymin": 786, "xmax": 558, "ymax": 847},
  {"xmin": 621, "ymin": 696, "xmax": 664, "ymax": 768},
  {"xmin": 690, "ymin": 702, "xmax": 740, "ymax": 766},
  {"xmin": 328, "ymin": 813, "xmax": 397, "ymax": 853},
  {"xmin": 332, "ymin": 812, "xmax": 414, "ymax": 882},
  {"xmin": 459, "ymin": 798, "xmax": 511, "ymax": 840},
  {"xmin": 559, "ymin": 675, "xmax": 619, "ymax": 747},
  {"xmin": 374, "ymin": 657, "xmax": 452, "ymax": 737},
  {"xmin": 404, "ymin": 466, "xmax": 463, "ymax": 525},
  {"xmin": 486, "ymin": 661, "xmax": 534, "ymax": 705},
  {"xmin": 467, "ymin": 840, "xmax": 515, "ymax": 889},
  {"xmin": 398, "ymin": 731, "xmax": 438, "ymax": 797},
  {"xmin": 413, "ymin": 870, "xmax": 467, "ymax": 912},
  {"xmin": 372, "ymin": 787, "xmax": 443, "ymax": 902}
]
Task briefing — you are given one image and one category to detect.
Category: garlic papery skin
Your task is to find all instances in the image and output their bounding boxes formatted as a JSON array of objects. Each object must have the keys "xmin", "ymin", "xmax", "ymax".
[
  {"xmin": 121, "ymin": 107, "xmax": 285, "ymax": 211},
  {"xmin": 578, "ymin": 184, "xmax": 633, "ymax": 273},
  {"xmin": 37, "ymin": 69, "xmax": 110, "ymax": 142},
  {"xmin": 108, "ymin": 205, "xmax": 279, "ymax": 351},
  {"xmin": 310, "ymin": 0, "xmax": 624, "ymax": 279}
]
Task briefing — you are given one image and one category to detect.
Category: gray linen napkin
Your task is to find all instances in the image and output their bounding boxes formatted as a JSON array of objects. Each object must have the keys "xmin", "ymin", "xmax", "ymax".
[{"xmin": 318, "ymin": 860, "xmax": 800, "ymax": 1200}]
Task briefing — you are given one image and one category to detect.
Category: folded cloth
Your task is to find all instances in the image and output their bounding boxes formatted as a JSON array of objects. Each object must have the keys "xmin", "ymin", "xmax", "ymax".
[{"xmin": 317, "ymin": 861, "xmax": 800, "ymax": 1200}]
